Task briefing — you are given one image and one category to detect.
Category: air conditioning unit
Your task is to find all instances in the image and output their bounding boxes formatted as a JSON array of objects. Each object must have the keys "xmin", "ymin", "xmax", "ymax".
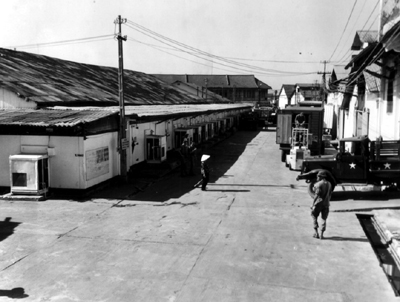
[{"xmin": 10, "ymin": 154, "xmax": 49, "ymax": 195}]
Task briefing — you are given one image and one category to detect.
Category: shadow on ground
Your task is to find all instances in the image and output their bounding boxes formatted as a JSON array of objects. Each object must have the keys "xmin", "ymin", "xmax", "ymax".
[
  {"xmin": 123, "ymin": 130, "xmax": 261, "ymax": 202},
  {"xmin": 0, "ymin": 217, "xmax": 20, "ymax": 242},
  {"xmin": 0, "ymin": 287, "xmax": 28, "ymax": 299},
  {"xmin": 331, "ymin": 190, "xmax": 400, "ymax": 202},
  {"xmin": 323, "ymin": 236, "xmax": 369, "ymax": 242}
]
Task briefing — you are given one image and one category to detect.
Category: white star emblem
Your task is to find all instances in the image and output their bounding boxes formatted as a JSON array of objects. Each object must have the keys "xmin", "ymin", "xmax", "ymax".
[
  {"xmin": 349, "ymin": 163, "xmax": 356, "ymax": 169},
  {"xmin": 384, "ymin": 163, "xmax": 391, "ymax": 169}
]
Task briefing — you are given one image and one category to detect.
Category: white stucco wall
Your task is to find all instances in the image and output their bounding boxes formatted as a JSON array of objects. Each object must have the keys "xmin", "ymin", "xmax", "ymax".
[
  {"xmin": 0, "ymin": 133, "xmax": 119, "ymax": 190},
  {"xmin": 364, "ymin": 93, "xmax": 380, "ymax": 140},
  {"xmin": 378, "ymin": 73, "xmax": 400, "ymax": 140},
  {"xmin": 0, "ymin": 88, "xmax": 37, "ymax": 109},
  {"xmin": 278, "ymin": 89, "xmax": 289, "ymax": 109},
  {"xmin": 83, "ymin": 132, "xmax": 119, "ymax": 189}
]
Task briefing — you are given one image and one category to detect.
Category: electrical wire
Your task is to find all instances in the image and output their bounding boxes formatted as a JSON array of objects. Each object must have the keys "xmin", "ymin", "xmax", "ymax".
[
  {"xmin": 329, "ymin": 0, "xmax": 358, "ymax": 61},
  {"xmin": 332, "ymin": 0, "xmax": 368, "ymax": 62},
  {"xmin": 127, "ymin": 37, "xmax": 311, "ymax": 77},
  {"xmin": 346, "ymin": 24, "xmax": 400, "ymax": 87},
  {"xmin": 125, "ymin": 21, "xmax": 317, "ymax": 76},
  {"xmin": 335, "ymin": 0, "xmax": 380, "ymax": 64},
  {"xmin": 4, "ymin": 35, "xmax": 115, "ymax": 50}
]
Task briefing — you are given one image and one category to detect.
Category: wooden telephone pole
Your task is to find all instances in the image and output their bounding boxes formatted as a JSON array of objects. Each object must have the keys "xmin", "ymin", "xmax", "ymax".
[
  {"xmin": 318, "ymin": 60, "xmax": 331, "ymax": 107},
  {"xmin": 115, "ymin": 15, "xmax": 128, "ymax": 182}
]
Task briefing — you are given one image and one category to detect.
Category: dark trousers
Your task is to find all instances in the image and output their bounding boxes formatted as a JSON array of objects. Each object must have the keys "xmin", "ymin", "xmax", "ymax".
[
  {"xmin": 201, "ymin": 175, "xmax": 209, "ymax": 190},
  {"xmin": 311, "ymin": 204, "xmax": 329, "ymax": 232}
]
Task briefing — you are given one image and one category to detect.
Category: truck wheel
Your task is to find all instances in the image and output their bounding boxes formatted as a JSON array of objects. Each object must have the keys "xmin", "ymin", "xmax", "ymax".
[{"xmin": 308, "ymin": 179, "xmax": 317, "ymax": 198}]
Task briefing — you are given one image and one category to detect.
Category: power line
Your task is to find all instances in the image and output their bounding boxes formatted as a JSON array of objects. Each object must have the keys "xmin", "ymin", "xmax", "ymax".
[
  {"xmin": 127, "ymin": 37, "xmax": 315, "ymax": 78},
  {"xmin": 332, "ymin": 0, "xmax": 368, "ymax": 62},
  {"xmin": 329, "ymin": 0, "xmax": 358, "ymax": 61},
  {"xmin": 125, "ymin": 21, "xmax": 318, "ymax": 76},
  {"xmin": 4, "ymin": 35, "xmax": 115, "ymax": 50},
  {"xmin": 335, "ymin": 0, "xmax": 380, "ymax": 64}
]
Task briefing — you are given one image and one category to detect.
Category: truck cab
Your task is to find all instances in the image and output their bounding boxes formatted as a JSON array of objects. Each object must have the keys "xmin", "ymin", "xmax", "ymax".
[
  {"xmin": 297, "ymin": 136, "xmax": 400, "ymax": 197},
  {"xmin": 299, "ymin": 136, "xmax": 369, "ymax": 184}
]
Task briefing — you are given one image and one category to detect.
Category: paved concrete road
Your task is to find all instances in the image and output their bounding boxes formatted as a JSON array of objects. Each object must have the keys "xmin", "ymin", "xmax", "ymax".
[{"xmin": 0, "ymin": 130, "xmax": 398, "ymax": 301}]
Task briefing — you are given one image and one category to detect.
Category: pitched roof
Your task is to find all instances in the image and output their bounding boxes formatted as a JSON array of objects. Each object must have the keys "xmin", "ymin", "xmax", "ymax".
[
  {"xmin": 0, "ymin": 108, "xmax": 117, "ymax": 127},
  {"xmin": 279, "ymin": 84, "xmax": 295, "ymax": 97},
  {"xmin": 171, "ymin": 81, "xmax": 229, "ymax": 102},
  {"xmin": 0, "ymin": 48, "xmax": 222, "ymax": 106},
  {"xmin": 351, "ymin": 30, "xmax": 379, "ymax": 51},
  {"xmin": 152, "ymin": 74, "xmax": 271, "ymax": 89}
]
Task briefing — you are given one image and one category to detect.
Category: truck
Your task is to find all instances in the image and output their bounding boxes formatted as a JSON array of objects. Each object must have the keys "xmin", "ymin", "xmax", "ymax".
[
  {"xmin": 296, "ymin": 135, "xmax": 400, "ymax": 197},
  {"xmin": 276, "ymin": 106, "xmax": 324, "ymax": 162}
]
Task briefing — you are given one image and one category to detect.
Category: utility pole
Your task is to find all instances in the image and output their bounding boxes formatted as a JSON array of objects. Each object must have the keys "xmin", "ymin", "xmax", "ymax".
[
  {"xmin": 115, "ymin": 15, "xmax": 128, "ymax": 182},
  {"xmin": 318, "ymin": 60, "xmax": 331, "ymax": 107},
  {"xmin": 205, "ymin": 78, "xmax": 208, "ymax": 101}
]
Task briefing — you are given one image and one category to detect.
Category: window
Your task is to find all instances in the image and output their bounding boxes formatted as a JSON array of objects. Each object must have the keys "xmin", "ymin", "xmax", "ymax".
[{"xmin": 387, "ymin": 70, "xmax": 395, "ymax": 113}]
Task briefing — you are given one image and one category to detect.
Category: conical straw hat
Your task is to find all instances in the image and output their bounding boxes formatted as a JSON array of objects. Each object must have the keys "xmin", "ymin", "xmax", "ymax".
[{"xmin": 201, "ymin": 154, "xmax": 210, "ymax": 162}]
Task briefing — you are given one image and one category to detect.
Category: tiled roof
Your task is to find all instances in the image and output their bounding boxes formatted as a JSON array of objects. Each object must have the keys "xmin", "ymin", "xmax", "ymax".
[
  {"xmin": 351, "ymin": 30, "xmax": 378, "ymax": 51},
  {"xmin": 363, "ymin": 63, "xmax": 381, "ymax": 92},
  {"xmin": 0, "ymin": 48, "xmax": 222, "ymax": 106},
  {"xmin": 152, "ymin": 74, "xmax": 271, "ymax": 89},
  {"xmin": 171, "ymin": 81, "xmax": 229, "ymax": 102},
  {"xmin": 0, "ymin": 108, "xmax": 117, "ymax": 127}
]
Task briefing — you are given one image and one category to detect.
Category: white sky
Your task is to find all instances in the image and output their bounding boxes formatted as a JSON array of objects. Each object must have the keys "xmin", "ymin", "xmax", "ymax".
[{"xmin": 1, "ymin": 0, "xmax": 381, "ymax": 91}]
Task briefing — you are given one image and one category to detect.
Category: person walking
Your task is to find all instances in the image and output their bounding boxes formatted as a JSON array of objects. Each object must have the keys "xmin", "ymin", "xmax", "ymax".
[
  {"xmin": 200, "ymin": 154, "xmax": 210, "ymax": 191},
  {"xmin": 311, "ymin": 170, "xmax": 332, "ymax": 239}
]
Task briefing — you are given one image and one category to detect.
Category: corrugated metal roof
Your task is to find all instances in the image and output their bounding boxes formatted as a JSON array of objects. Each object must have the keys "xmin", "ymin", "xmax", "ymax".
[
  {"xmin": 51, "ymin": 103, "xmax": 252, "ymax": 119},
  {"xmin": 0, "ymin": 108, "xmax": 117, "ymax": 127},
  {"xmin": 0, "ymin": 48, "xmax": 225, "ymax": 106},
  {"xmin": 152, "ymin": 74, "xmax": 271, "ymax": 89}
]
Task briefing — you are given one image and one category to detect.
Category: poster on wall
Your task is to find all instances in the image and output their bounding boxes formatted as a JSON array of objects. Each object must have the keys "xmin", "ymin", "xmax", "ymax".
[{"xmin": 86, "ymin": 147, "xmax": 110, "ymax": 181}]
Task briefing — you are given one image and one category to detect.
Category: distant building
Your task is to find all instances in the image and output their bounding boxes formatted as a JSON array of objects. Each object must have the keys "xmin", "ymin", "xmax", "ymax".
[
  {"xmin": 152, "ymin": 74, "xmax": 271, "ymax": 106},
  {"xmin": 277, "ymin": 83, "xmax": 321, "ymax": 109},
  {"xmin": 277, "ymin": 84, "xmax": 295, "ymax": 109}
]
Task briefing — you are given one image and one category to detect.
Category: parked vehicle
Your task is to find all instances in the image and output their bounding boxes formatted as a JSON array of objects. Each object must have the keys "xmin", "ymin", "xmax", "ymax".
[
  {"xmin": 296, "ymin": 136, "xmax": 400, "ymax": 197},
  {"xmin": 276, "ymin": 106, "xmax": 324, "ymax": 162}
]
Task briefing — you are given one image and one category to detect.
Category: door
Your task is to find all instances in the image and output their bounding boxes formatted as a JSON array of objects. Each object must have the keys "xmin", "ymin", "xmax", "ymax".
[
  {"xmin": 146, "ymin": 136, "xmax": 166, "ymax": 163},
  {"xmin": 338, "ymin": 141, "xmax": 367, "ymax": 181}
]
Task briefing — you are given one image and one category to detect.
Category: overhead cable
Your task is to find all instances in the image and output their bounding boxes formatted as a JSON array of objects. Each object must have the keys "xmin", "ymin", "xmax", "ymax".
[
  {"xmin": 4, "ymin": 35, "xmax": 115, "ymax": 50},
  {"xmin": 329, "ymin": 0, "xmax": 359, "ymax": 61},
  {"xmin": 125, "ymin": 21, "xmax": 317, "ymax": 76}
]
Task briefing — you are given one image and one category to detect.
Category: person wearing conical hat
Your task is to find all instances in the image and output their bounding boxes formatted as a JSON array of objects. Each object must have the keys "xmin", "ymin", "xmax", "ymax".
[{"xmin": 200, "ymin": 154, "xmax": 210, "ymax": 191}]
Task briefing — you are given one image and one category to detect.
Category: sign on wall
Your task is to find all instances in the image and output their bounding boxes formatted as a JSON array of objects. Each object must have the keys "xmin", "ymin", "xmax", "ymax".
[{"xmin": 85, "ymin": 146, "xmax": 109, "ymax": 181}]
